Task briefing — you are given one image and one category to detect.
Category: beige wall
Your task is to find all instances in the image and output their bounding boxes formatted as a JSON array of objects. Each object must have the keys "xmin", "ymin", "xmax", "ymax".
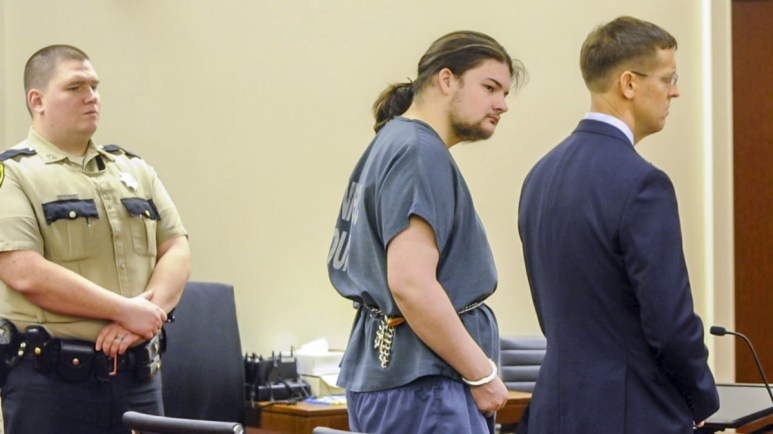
[
  {"xmin": 709, "ymin": 0, "xmax": 736, "ymax": 382},
  {"xmin": 0, "ymin": 1, "xmax": 5, "ymax": 151},
  {"xmin": 1, "ymin": 0, "xmax": 734, "ymax": 380}
]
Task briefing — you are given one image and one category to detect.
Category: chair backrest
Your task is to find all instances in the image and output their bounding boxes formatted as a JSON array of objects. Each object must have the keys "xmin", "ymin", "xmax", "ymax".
[
  {"xmin": 499, "ymin": 335, "xmax": 546, "ymax": 393},
  {"xmin": 161, "ymin": 281, "xmax": 245, "ymax": 424},
  {"xmin": 123, "ymin": 411, "xmax": 244, "ymax": 434}
]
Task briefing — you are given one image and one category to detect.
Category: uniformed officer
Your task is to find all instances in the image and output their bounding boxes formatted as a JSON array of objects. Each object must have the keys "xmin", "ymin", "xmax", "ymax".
[{"xmin": 0, "ymin": 44, "xmax": 191, "ymax": 433}]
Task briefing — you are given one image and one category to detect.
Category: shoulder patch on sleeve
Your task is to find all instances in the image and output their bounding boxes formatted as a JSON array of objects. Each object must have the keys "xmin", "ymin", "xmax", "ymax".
[
  {"xmin": 102, "ymin": 144, "xmax": 141, "ymax": 159},
  {"xmin": 0, "ymin": 148, "xmax": 37, "ymax": 162}
]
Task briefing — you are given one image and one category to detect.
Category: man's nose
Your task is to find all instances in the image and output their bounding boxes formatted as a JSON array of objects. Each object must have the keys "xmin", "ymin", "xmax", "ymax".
[
  {"xmin": 496, "ymin": 94, "xmax": 509, "ymax": 113},
  {"xmin": 85, "ymin": 87, "xmax": 99, "ymax": 102},
  {"xmin": 670, "ymin": 83, "xmax": 680, "ymax": 99}
]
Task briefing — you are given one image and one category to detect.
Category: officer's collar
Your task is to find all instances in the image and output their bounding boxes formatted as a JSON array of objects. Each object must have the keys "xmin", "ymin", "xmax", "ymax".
[{"xmin": 26, "ymin": 128, "xmax": 109, "ymax": 165}]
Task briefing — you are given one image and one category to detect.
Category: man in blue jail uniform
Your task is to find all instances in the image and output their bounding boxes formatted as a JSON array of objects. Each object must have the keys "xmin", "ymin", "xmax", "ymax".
[{"xmin": 328, "ymin": 30, "xmax": 526, "ymax": 433}]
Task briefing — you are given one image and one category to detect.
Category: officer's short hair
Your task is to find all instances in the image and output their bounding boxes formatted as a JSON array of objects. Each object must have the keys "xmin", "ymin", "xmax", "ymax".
[{"xmin": 24, "ymin": 44, "xmax": 90, "ymax": 113}]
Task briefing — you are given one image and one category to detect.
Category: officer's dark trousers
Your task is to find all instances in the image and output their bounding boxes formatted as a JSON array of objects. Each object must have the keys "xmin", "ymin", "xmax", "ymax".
[{"xmin": 1, "ymin": 360, "xmax": 163, "ymax": 434}]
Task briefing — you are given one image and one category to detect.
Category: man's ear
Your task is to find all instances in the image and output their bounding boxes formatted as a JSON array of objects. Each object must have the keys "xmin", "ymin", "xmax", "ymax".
[
  {"xmin": 436, "ymin": 67, "xmax": 457, "ymax": 95},
  {"xmin": 619, "ymin": 71, "xmax": 636, "ymax": 100},
  {"xmin": 27, "ymin": 89, "xmax": 44, "ymax": 115}
]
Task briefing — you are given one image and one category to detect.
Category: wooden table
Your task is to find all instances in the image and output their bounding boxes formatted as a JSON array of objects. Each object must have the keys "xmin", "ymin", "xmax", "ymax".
[
  {"xmin": 735, "ymin": 413, "xmax": 773, "ymax": 433},
  {"xmin": 246, "ymin": 390, "xmax": 531, "ymax": 434}
]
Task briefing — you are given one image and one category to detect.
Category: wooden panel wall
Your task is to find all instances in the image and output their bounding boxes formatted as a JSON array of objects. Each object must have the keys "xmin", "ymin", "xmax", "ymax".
[{"xmin": 733, "ymin": 0, "xmax": 773, "ymax": 382}]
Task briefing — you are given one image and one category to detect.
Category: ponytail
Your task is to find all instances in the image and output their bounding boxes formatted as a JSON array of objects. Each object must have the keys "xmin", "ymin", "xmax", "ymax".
[
  {"xmin": 372, "ymin": 82, "xmax": 414, "ymax": 133},
  {"xmin": 370, "ymin": 31, "xmax": 524, "ymax": 133}
]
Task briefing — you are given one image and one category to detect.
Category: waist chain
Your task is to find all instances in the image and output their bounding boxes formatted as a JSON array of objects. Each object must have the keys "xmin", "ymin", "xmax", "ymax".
[{"xmin": 366, "ymin": 300, "xmax": 484, "ymax": 369}]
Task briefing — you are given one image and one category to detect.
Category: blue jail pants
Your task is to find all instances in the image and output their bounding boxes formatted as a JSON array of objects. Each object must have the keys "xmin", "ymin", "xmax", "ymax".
[{"xmin": 346, "ymin": 375, "xmax": 495, "ymax": 434}]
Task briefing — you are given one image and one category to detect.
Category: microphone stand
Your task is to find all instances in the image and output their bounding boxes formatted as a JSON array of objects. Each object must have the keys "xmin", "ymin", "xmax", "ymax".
[{"xmin": 711, "ymin": 326, "xmax": 773, "ymax": 404}]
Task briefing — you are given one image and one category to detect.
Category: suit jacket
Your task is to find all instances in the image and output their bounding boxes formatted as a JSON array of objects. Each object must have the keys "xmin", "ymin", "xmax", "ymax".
[{"xmin": 518, "ymin": 119, "xmax": 719, "ymax": 434}]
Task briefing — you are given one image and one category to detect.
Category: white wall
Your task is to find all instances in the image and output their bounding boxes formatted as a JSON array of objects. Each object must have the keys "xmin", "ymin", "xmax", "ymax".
[{"xmin": 1, "ymin": 0, "xmax": 734, "ymax": 380}]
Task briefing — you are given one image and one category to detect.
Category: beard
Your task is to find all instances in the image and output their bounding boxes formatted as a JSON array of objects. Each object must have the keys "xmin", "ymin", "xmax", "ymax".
[
  {"xmin": 448, "ymin": 91, "xmax": 495, "ymax": 143},
  {"xmin": 450, "ymin": 112, "xmax": 494, "ymax": 143}
]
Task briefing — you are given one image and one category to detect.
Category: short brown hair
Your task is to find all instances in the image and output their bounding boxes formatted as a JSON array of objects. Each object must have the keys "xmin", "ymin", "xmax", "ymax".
[
  {"xmin": 24, "ymin": 44, "xmax": 90, "ymax": 112},
  {"xmin": 580, "ymin": 16, "xmax": 676, "ymax": 92},
  {"xmin": 372, "ymin": 30, "xmax": 526, "ymax": 132}
]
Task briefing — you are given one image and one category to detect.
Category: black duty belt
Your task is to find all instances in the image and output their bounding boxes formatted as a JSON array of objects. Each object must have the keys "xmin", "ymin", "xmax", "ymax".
[{"xmin": 13, "ymin": 325, "xmax": 162, "ymax": 382}]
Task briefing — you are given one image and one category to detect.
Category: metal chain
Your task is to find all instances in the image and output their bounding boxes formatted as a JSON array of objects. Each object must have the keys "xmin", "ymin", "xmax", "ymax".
[
  {"xmin": 367, "ymin": 300, "xmax": 483, "ymax": 369},
  {"xmin": 374, "ymin": 316, "xmax": 396, "ymax": 368}
]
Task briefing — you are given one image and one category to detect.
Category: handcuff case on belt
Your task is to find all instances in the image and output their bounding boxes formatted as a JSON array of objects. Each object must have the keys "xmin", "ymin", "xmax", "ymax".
[{"xmin": 57, "ymin": 340, "xmax": 96, "ymax": 382}]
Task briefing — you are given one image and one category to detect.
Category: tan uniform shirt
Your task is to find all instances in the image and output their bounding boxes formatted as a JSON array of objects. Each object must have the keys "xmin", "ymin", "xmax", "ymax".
[{"xmin": 0, "ymin": 128, "xmax": 187, "ymax": 340}]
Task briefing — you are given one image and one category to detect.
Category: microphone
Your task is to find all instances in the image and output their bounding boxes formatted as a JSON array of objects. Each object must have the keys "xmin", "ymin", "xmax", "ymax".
[{"xmin": 711, "ymin": 325, "xmax": 773, "ymax": 404}]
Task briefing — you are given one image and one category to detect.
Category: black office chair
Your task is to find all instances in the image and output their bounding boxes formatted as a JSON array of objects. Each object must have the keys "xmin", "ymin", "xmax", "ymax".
[
  {"xmin": 160, "ymin": 281, "xmax": 245, "ymax": 424},
  {"xmin": 122, "ymin": 411, "xmax": 244, "ymax": 434},
  {"xmin": 498, "ymin": 335, "xmax": 546, "ymax": 434}
]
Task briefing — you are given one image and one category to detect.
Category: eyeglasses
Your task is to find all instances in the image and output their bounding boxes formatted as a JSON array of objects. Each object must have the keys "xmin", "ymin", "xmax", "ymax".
[{"xmin": 630, "ymin": 70, "xmax": 679, "ymax": 87}]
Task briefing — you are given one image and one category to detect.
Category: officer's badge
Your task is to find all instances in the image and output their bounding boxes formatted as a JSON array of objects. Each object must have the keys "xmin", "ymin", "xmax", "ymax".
[
  {"xmin": 0, "ymin": 162, "xmax": 4, "ymax": 189},
  {"xmin": 119, "ymin": 172, "xmax": 138, "ymax": 191}
]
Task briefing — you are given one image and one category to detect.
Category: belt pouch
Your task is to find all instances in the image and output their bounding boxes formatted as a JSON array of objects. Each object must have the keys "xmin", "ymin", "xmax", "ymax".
[
  {"xmin": 57, "ymin": 341, "xmax": 95, "ymax": 382},
  {"xmin": 25, "ymin": 326, "xmax": 53, "ymax": 374}
]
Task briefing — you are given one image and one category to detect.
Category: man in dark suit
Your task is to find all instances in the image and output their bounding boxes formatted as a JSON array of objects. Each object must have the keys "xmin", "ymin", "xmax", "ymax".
[{"xmin": 517, "ymin": 16, "xmax": 719, "ymax": 434}]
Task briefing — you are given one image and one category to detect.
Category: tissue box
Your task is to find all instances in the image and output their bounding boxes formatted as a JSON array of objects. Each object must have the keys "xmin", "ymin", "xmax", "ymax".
[
  {"xmin": 301, "ymin": 373, "xmax": 345, "ymax": 397},
  {"xmin": 297, "ymin": 351, "xmax": 344, "ymax": 376}
]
